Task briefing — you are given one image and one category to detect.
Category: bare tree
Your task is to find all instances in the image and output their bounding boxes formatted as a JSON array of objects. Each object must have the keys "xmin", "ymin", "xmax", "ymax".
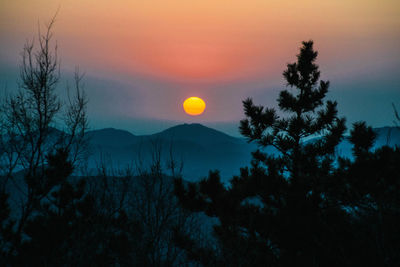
[
  {"xmin": 0, "ymin": 14, "xmax": 88, "ymax": 252},
  {"xmin": 122, "ymin": 140, "xmax": 199, "ymax": 266}
]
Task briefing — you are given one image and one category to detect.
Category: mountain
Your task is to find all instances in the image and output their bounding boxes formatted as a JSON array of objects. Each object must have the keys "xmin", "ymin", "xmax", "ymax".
[
  {"xmin": 150, "ymin": 123, "xmax": 243, "ymax": 146},
  {"xmin": 85, "ymin": 124, "xmax": 400, "ymax": 182},
  {"xmin": 87, "ymin": 128, "xmax": 138, "ymax": 147},
  {"xmin": 86, "ymin": 124, "xmax": 256, "ymax": 182}
]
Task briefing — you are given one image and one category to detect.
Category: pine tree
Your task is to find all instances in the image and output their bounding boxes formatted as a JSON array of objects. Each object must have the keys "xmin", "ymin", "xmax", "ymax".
[
  {"xmin": 335, "ymin": 122, "xmax": 400, "ymax": 265},
  {"xmin": 12, "ymin": 149, "xmax": 142, "ymax": 266},
  {"xmin": 175, "ymin": 41, "xmax": 349, "ymax": 266}
]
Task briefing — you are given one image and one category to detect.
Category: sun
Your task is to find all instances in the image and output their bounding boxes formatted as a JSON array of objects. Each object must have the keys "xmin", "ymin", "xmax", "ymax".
[{"xmin": 183, "ymin": 97, "xmax": 206, "ymax": 116}]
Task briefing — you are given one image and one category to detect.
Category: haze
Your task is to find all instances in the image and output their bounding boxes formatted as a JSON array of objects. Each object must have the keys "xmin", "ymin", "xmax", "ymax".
[{"xmin": 1, "ymin": 0, "xmax": 399, "ymax": 136}]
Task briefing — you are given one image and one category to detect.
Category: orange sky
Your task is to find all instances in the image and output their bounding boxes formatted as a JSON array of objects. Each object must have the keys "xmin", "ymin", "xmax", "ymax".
[
  {"xmin": 1, "ymin": 0, "xmax": 400, "ymax": 134},
  {"xmin": 2, "ymin": 0, "xmax": 399, "ymax": 81}
]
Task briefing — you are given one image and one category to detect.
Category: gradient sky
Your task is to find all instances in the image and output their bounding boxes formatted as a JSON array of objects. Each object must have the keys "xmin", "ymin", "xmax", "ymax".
[{"xmin": 1, "ymin": 0, "xmax": 400, "ymax": 136}]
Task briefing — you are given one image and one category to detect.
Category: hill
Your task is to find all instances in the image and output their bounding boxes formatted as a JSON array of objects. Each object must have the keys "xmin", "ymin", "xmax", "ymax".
[
  {"xmin": 86, "ymin": 123, "xmax": 255, "ymax": 181},
  {"xmin": 86, "ymin": 124, "xmax": 400, "ymax": 181},
  {"xmin": 87, "ymin": 128, "xmax": 138, "ymax": 147},
  {"xmin": 150, "ymin": 123, "xmax": 243, "ymax": 145}
]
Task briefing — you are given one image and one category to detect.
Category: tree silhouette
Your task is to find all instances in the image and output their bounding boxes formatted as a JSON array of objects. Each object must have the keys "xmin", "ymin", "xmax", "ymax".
[
  {"xmin": 175, "ymin": 41, "xmax": 350, "ymax": 266},
  {"xmin": 334, "ymin": 122, "xmax": 400, "ymax": 265},
  {"xmin": 125, "ymin": 141, "xmax": 204, "ymax": 266},
  {"xmin": 10, "ymin": 148, "xmax": 143, "ymax": 266},
  {"xmin": 0, "ymin": 15, "xmax": 88, "ymax": 262}
]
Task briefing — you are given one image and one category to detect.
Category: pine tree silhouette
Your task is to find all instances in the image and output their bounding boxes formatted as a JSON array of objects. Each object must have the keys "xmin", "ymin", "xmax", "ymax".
[
  {"xmin": 175, "ymin": 41, "xmax": 350, "ymax": 266},
  {"xmin": 334, "ymin": 122, "xmax": 400, "ymax": 265},
  {"xmin": 11, "ymin": 149, "xmax": 142, "ymax": 266}
]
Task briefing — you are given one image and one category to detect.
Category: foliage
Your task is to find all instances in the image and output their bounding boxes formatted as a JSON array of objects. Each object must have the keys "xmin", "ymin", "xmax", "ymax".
[
  {"xmin": 11, "ymin": 149, "xmax": 139, "ymax": 266},
  {"xmin": 174, "ymin": 41, "xmax": 400, "ymax": 266},
  {"xmin": 335, "ymin": 123, "xmax": 400, "ymax": 265}
]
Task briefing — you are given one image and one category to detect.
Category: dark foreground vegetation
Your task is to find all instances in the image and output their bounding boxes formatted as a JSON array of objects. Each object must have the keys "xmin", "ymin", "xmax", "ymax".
[{"xmin": 1, "ymin": 19, "xmax": 399, "ymax": 266}]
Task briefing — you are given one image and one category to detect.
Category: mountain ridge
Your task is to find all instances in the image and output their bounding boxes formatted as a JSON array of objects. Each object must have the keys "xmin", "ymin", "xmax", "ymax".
[
  {"xmin": 86, "ymin": 124, "xmax": 400, "ymax": 181},
  {"xmin": 86, "ymin": 123, "xmax": 254, "ymax": 181}
]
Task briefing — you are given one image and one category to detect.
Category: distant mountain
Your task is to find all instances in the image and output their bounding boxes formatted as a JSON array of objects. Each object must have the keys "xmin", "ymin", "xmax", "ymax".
[
  {"xmin": 85, "ymin": 124, "xmax": 400, "ymax": 182},
  {"xmin": 87, "ymin": 128, "xmax": 137, "ymax": 147},
  {"xmin": 150, "ymin": 123, "xmax": 243, "ymax": 146},
  {"xmin": 86, "ymin": 124, "xmax": 256, "ymax": 182}
]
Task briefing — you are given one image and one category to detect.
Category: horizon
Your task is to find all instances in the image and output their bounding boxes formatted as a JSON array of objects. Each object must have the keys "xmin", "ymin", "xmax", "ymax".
[{"xmin": 86, "ymin": 122, "xmax": 399, "ymax": 139}]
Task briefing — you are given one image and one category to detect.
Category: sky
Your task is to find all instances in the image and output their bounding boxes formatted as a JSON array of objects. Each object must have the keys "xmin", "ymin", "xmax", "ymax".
[{"xmin": 1, "ymin": 0, "xmax": 400, "ymax": 136}]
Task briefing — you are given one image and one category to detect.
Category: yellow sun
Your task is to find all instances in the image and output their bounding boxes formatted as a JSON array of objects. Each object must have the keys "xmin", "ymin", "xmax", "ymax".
[{"xmin": 183, "ymin": 97, "xmax": 206, "ymax": 116}]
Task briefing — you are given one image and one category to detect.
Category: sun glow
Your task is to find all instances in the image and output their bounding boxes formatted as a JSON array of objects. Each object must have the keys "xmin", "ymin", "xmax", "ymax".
[{"xmin": 183, "ymin": 97, "xmax": 206, "ymax": 116}]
